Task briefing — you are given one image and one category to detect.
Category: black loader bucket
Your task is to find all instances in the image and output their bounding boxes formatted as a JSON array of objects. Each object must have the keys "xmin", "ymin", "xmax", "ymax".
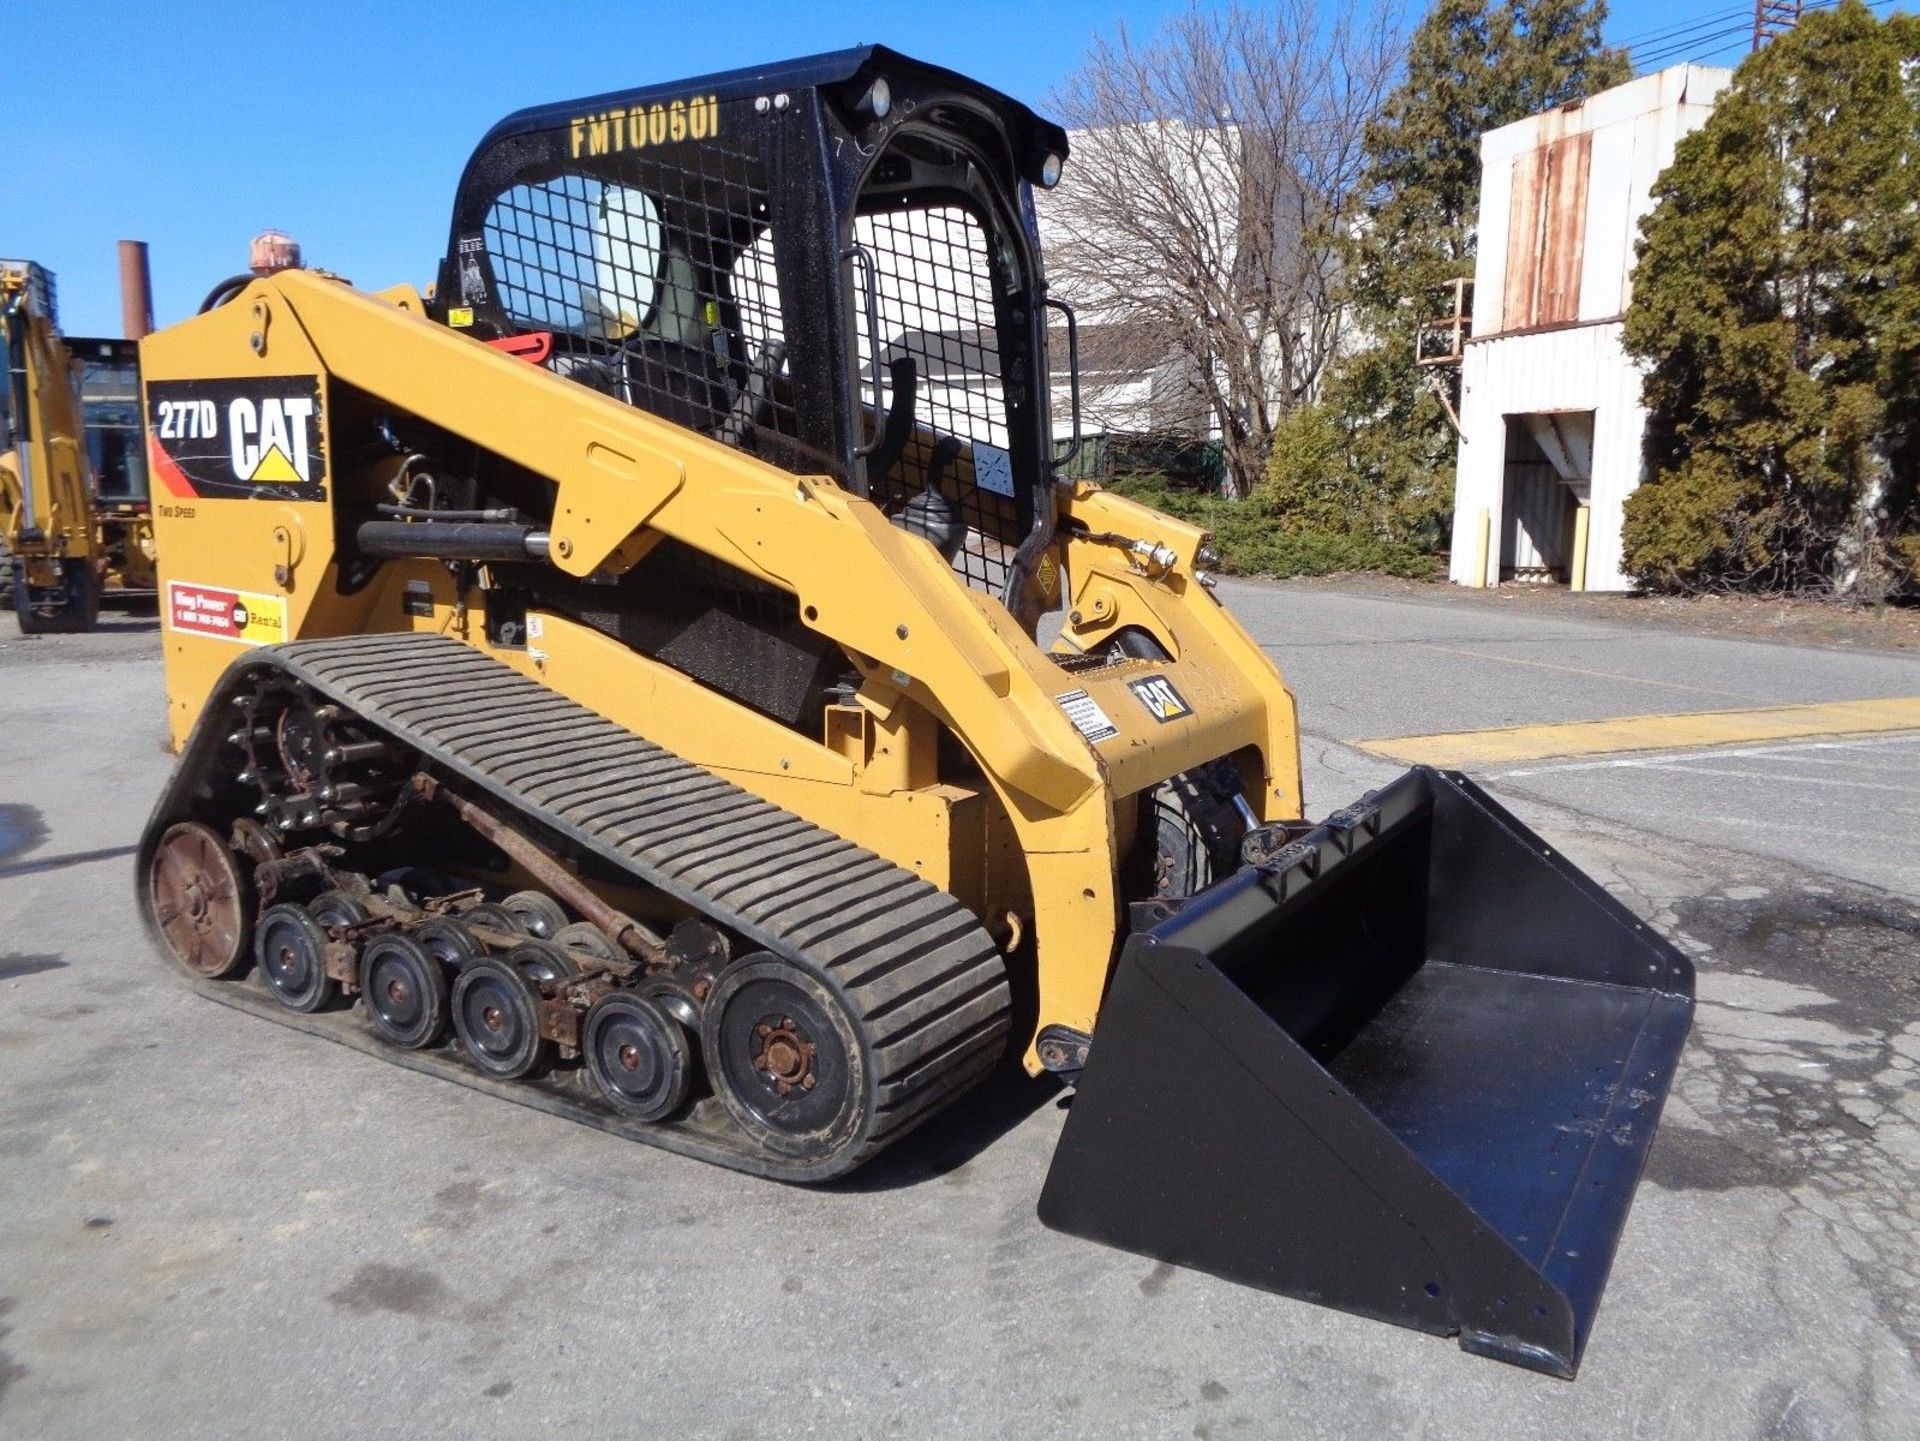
[{"xmin": 1038, "ymin": 767, "xmax": 1692, "ymax": 1378}]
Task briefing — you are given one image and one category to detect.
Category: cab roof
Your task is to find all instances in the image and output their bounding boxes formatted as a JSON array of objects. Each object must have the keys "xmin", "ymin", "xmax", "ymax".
[{"xmin": 468, "ymin": 44, "xmax": 1068, "ymax": 174}]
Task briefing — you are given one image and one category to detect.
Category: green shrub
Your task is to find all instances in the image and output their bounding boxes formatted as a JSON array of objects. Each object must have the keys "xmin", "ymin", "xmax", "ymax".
[
  {"xmin": 1106, "ymin": 477, "xmax": 1437, "ymax": 580},
  {"xmin": 1618, "ymin": 453, "xmax": 1776, "ymax": 591},
  {"xmin": 1257, "ymin": 372, "xmax": 1454, "ymax": 552},
  {"xmin": 1622, "ymin": 3, "xmax": 1920, "ymax": 596}
]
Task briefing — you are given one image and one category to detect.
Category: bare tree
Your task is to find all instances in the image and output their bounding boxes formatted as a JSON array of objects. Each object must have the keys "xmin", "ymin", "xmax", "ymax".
[{"xmin": 1042, "ymin": 0, "xmax": 1399, "ymax": 497}]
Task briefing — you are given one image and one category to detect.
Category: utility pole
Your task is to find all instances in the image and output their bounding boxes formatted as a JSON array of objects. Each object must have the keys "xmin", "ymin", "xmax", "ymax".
[{"xmin": 1753, "ymin": 0, "xmax": 1802, "ymax": 50}]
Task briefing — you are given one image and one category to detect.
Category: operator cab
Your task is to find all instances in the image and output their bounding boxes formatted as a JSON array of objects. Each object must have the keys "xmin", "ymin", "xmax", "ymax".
[
  {"xmin": 71, "ymin": 338, "xmax": 148, "ymax": 511},
  {"xmin": 438, "ymin": 46, "xmax": 1073, "ymax": 627}
]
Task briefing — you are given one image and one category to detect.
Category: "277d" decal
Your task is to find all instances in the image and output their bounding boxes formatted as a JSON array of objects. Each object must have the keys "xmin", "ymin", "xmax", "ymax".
[{"xmin": 147, "ymin": 378, "xmax": 327, "ymax": 503}]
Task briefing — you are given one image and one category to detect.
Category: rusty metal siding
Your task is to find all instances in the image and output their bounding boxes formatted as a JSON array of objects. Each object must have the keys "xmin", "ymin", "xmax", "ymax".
[
  {"xmin": 1475, "ymin": 66, "xmax": 1733, "ymax": 340},
  {"xmin": 1538, "ymin": 134, "xmax": 1591, "ymax": 325},
  {"xmin": 1502, "ymin": 132, "xmax": 1591, "ymax": 331}
]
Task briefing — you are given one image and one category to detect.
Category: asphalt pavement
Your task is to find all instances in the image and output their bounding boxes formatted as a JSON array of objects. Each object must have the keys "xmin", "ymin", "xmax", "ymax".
[
  {"xmin": 1233, "ymin": 580, "xmax": 1920, "ymax": 901},
  {"xmin": 2, "ymin": 586, "xmax": 1917, "ymax": 1440}
]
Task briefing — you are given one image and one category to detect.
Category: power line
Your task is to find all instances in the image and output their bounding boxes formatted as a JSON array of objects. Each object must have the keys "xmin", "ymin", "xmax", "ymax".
[
  {"xmin": 1613, "ymin": 3, "xmax": 1752, "ymax": 48},
  {"xmin": 1633, "ymin": 23, "xmax": 1761, "ymax": 65},
  {"xmin": 1622, "ymin": 0, "xmax": 1895, "ymax": 67}
]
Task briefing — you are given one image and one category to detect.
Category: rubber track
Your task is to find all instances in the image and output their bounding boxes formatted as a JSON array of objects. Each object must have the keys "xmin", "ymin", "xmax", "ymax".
[{"xmin": 180, "ymin": 632, "xmax": 1010, "ymax": 1182}]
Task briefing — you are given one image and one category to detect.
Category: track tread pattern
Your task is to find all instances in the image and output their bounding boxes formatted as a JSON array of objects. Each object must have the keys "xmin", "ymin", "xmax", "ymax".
[{"xmin": 267, "ymin": 633, "xmax": 1010, "ymax": 1175}]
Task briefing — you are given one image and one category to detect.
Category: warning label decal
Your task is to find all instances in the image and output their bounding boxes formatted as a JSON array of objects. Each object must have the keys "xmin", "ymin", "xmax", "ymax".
[
  {"xmin": 166, "ymin": 580, "xmax": 288, "ymax": 646},
  {"xmin": 1056, "ymin": 689, "xmax": 1119, "ymax": 744}
]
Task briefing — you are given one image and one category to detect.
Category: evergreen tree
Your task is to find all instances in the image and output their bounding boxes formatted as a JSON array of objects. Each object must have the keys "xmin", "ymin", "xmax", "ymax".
[
  {"xmin": 1621, "ymin": 1, "xmax": 1920, "ymax": 597},
  {"xmin": 1262, "ymin": 0, "xmax": 1628, "ymax": 543}
]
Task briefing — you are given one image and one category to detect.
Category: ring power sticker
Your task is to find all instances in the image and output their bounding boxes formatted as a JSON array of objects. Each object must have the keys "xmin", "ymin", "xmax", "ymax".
[
  {"xmin": 1057, "ymin": 689, "xmax": 1118, "ymax": 744},
  {"xmin": 1128, "ymin": 674, "xmax": 1193, "ymax": 723},
  {"xmin": 402, "ymin": 579, "xmax": 434, "ymax": 618},
  {"xmin": 167, "ymin": 580, "xmax": 288, "ymax": 646}
]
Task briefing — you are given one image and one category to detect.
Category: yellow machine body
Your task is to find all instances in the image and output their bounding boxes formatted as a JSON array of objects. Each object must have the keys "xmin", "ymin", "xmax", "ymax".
[
  {"xmin": 143, "ymin": 269, "xmax": 1303, "ymax": 1068},
  {"xmin": 2, "ymin": 260, "xmax": 156, "ymax": 630},
  {"xmin": 2, "ymin": 262, "xmax": 99, "ymax": 569}
]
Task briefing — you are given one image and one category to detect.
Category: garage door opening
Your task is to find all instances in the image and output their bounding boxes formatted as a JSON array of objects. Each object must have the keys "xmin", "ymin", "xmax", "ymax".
[{"xmin": 1500, "ymin": 412, "xmax": 1594, "ymax": 587}]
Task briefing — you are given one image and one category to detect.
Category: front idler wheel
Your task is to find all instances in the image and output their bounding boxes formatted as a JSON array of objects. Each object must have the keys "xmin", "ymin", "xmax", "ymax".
[
  {"xmin": 582, "ymin": 992, "xmax": 691, "ymax": 1121},
  {"xmin": 701, "ymin": 956, "xmax": 867, "ymax": 1164},
  {"xmin": 149, "ymin": 821, "xmax": 253, "ymax": 978},
  {"xmin": 358, "ymin": 933, "xmax": 449, "ymax": 1049},
  {"xmin": 254, "ymin": 902, "xmax": 340, "ymax": 1012},
  {"xmin": 451, "ymin": 956, "xmax": 550, "ymax": 1079}
]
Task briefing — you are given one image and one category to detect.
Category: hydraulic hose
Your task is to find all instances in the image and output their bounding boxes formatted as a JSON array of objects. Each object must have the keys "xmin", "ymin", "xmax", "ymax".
[{"xmin": 198, "ymin": 275, "xmax": 256, "ymax": 313}]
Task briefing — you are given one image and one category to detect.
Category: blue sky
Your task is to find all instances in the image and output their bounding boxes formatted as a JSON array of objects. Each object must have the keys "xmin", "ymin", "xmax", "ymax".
[{"xmin": 19, "ymin": 0, "xmax": 1762, "ymax": 338}]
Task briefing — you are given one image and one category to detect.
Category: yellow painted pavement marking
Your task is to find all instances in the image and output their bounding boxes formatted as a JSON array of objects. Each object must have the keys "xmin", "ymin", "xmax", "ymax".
[{"xmin": 1357, "ymin": 697, "xmax": 1920, "ymax": 769}]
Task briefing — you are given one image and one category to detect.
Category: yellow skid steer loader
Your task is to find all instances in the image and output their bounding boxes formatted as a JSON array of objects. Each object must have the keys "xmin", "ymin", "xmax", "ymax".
[
  {"xmin": 1, "ymin": 261, "xmax": 156, "ymax": 630},
  {"xmin": 135, "ymin": 49, "xmax": 1691, "ymax": 1377}
]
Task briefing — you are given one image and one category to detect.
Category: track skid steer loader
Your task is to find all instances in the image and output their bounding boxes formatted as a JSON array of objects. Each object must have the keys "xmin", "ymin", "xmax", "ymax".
[{"xmin": 135, "ymin": 48, "xmax": 1690, "ymax": 1378}]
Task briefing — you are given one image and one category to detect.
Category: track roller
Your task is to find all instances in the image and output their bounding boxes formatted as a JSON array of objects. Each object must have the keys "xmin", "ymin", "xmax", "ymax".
[
  {"xmin": 412, "ymin": 916, "xmax": 482, "ymax": 970},
  {"xmin": 309, "ymin": 889, "xmax": 371, "ymax": 929},
  {"xmin": 639, "ymin": 975, "xmax": 705, "ymax": 1032},
  {"xmin": 461, "ymin": 902, "xmax": 527, "ymax": 940},
  {"xmin": 501, "ymin": 890, "xmax": 568, "ymax": 939},
  {"xmin": 358, "ymin": 933, "xmax": 450, "ymax": 1049},
  {"xmin": 508, "ymin": 938, "xmax": 579, "ymax": 987},
  {"xmin": 552, "ymin": 921, "xmax": 623, "ymax": 967},
  {"xmin": 255, "ymin": 903, "xmax": 340, "ymax": 1013},
  {"xmin": 451, "ymin": 956, "xmax": 550, "ymax": 1078},
  {"xmin": 583, "ymin": 992, "xmax": 691, "ymax": 1120}
]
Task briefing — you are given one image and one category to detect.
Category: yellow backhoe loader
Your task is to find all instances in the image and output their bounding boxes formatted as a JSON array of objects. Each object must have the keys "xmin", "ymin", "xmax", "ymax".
[
  {"xmin": 135, "ymin": 49, "xmax": 1692, "ymax": 1377},
  {"xmin": 0, "ymin": 260, "xmax": 155, "ymax": 631}
]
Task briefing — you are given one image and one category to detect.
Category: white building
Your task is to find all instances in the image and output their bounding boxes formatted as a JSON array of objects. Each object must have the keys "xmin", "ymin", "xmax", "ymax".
[{"xmin": 1448, "ymin": 65, "xmax": 1732, "ymax": 591}]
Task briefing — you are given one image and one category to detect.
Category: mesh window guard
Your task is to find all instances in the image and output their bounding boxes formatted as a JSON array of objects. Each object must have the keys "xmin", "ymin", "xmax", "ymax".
[
  {"xmin": 853, "ymin": 204, "xmax": 1019, "ymax": 595},
  {"xmin": 480, "ymin": 117, "xmax": 798, "ymax": 456}
]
